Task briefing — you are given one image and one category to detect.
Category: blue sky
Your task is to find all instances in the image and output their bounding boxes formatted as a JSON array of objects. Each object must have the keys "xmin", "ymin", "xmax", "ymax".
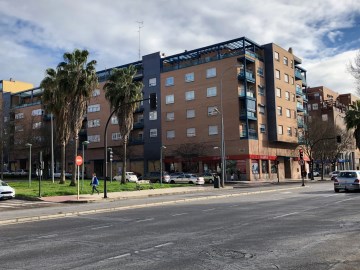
[{"xmin": 0, "ymin": 0, "xmax": 359, "ymax": 94}]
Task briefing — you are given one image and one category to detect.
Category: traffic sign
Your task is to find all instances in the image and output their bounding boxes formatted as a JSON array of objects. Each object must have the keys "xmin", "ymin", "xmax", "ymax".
[{"xmin": 75, "ymin": 155, "xmax": 83, "ymax": 166}]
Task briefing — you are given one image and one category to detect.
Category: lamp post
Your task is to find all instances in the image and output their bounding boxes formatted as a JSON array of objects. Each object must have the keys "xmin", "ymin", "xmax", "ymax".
[
  {"xmin": 108, "ymin": 148, "xmax": 113, "ymax": 182},
  {"xmin": 160, "ymin": 145, "xmax": 166, "ymax": 185},
  {"xmin": 82, "ymin": 141, "xmax": 90, "ymax": 191},
  {"xmin": 25, "ymin": 143, "xmax": 32, "ymax": 187},
  {"xmin": 50, "ymin": 113, "xmax": 54, "ymax": 183}
]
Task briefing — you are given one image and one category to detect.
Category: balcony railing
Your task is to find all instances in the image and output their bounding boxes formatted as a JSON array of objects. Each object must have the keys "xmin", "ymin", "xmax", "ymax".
[
  {"xmin": 238, "ymin": 70, "xmax": 255, "ymax": 83},
  {"xmin": 239, "ymin": 90, "xmax": 255, "ymax": 98},
  {"xmin": 296, "ymin": 86, "xmax": 303, "ymax": 96}
]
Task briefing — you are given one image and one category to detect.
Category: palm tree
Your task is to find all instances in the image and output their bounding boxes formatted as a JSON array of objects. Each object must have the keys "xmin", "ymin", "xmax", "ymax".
[
  {"xmin": 104, "ymin": 65, "xmax": 143, "ymax": 184},
  {"xmin": 41, "ymin": 49, "xmax": 98, "ymax": 185},
  {"xmin": 59, "ymin": 50, "xmax": 98, "ymax": 186},
  {"xmin": 344, "ymin": 100, "xmax": 360, "ymax": 150}
]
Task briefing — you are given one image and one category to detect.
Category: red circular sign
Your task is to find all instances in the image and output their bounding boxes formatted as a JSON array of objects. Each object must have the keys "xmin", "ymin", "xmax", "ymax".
[{"xmin": 75, "ymin": 155, "xmax": 83, "ymax": 166}]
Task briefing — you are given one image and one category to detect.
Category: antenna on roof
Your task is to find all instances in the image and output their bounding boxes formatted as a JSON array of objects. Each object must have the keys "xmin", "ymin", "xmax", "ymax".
[{"xmin": 136, "ymin": 21, "xmax": 144, "ymax": 60}]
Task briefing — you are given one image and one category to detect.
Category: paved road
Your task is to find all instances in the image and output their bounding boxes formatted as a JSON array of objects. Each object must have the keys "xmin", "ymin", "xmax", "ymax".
[
  {"xmin": 0, "ymin": 199, "xmax": 58, "ymax": 211},
  {"xmin": 1, "ymin": 181, "xmax": 360, "ymax": 270}
]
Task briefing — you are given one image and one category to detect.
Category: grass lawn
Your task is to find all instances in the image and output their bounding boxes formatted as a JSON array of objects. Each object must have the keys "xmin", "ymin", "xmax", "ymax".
[{"xmin": 5, "ymin": 179, "xmax": 189, "ymax": 199}]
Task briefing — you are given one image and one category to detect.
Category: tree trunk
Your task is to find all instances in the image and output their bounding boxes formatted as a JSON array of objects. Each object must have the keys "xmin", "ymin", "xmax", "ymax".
[
  {"xmin": 60, "ymin": 142, "xmax": 66, "ymax": 184},
  {"xmin": 121, "ymin": 136, "xmax": 127, "ymax": 184},
  {"xmin": 70, "ymin": 135, "xmax": 79, "ymax": 186}
]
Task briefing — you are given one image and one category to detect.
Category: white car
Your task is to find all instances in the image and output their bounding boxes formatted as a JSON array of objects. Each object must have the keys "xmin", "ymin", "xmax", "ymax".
[
  {"xmin": 0, "ymin": 180, "xmax": 15, "ymax": 200},
  {"xmin": 113, "ymin": 172, "xmax": 138, "ymax": 182},
  {"xmin": 169, "ymin": 173, "xmax": 205, "ymax": 185},
  {"xmin": 334, "ymin": 170, "xmax": 360, "ymax": 192}
]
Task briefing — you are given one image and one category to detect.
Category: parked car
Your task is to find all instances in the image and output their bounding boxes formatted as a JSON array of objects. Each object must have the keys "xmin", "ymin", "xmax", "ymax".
[
  {"xmin": 53, "ymin": 172, "xmax": 72, "ymax": 179},
  {"xmin": 169, "ymin": 173, "xmax": 205, "ymax": 185},
  {"xmin": 308, "ymin": 170, "xmax": 320, "ymax": 178},
  {"xmin": 13, "ymin": 169, "xmax": 28, "ymax": 176},
  {"xmin": 334, "ymin": 170, "xmax": 360, "ymax": 192},
  {"xmin": 143, "ymin": 171, "xmax": 170, "ymax": 183},
  {"xmin": 199, "ymin": 172, "xmax": 216, "ymax": 184},
  {"xmin": 113, "ymin": 172, "xmax": 138, "ymax": 182},
  {"xmin": 329, "ymin": 170, "xmax": 340, "ymax": 180},
  {"xmin": 0, "ymin": 180, "xmax": 15, "ymax": 200}
]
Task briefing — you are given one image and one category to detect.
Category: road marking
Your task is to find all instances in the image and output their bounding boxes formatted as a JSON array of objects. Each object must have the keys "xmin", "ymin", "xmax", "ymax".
[
  {"xmin": 37, "ymin": 234, "xmax": 58, "ymax": 239},
  {"xmin": 136, "ymin": 218, "xmax": 154, "ymax": 223},
  {"xmin": 334, "ymin": 198, "xmax": 354, "ymax": 204},
  {"xmin": 202, "ymin": 208, "xmax": 216, "ymax": 212},
  {"xmin": 171, "ymin": 213, "xmax": 188, "ymax": 216},
  {"xmin": 273, "ymin": 212, "xmax": 299, "ymax": 219},
  {"xmin": 108, "ymin": 253, "xmax": 131, "ymax": 260},
  {"xmin": 91, "ymin": 225, "xmax": 112, "ymax": 230},
  {"xmin": 154, "ymin": 242, "xmax": 173, "ymax": 248}
]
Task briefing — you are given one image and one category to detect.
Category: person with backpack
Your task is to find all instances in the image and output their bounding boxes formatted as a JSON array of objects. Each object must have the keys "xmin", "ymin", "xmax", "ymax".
[{"xmin": 90, "ymin": 173, "xmax": 100, "ymax": 195}]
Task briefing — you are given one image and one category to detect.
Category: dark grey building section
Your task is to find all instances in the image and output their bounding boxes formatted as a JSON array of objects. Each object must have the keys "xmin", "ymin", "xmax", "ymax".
[
  {"xmin": 263, "ymin": 43, "xmax": 277, "ymax": 142},
  {"xmin": 142, "ymin": 52, "xmax": 162, "ymax": 174}
]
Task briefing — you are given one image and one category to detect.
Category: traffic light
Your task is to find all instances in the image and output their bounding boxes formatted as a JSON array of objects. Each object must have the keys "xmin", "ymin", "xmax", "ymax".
[
  {"xmin": 299, "ymin": 149, "xmax": 304, "ymax": 160},
  {"xmin": 336, "ymin": 135, "xmax": 341, "ymax": 143},
  {"xmin": 107, "ymin": 148, "xmax": 113, "ymax": 162},
  {"xmin": 149, "ymin": 93, "xmax": 157, "ymax": 110}
]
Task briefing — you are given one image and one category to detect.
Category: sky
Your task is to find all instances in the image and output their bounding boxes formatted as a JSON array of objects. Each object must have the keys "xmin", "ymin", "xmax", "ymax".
[{"xmin": 1, "ymin": 0, "xmax": 360, "ymax": 95}]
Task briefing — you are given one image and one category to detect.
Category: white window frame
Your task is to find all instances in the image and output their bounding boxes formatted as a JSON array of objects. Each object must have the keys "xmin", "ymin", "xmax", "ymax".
[
  {"xmin": 274, "ymin": 51, "xmax": 279, "ymax": 61},
  {"xmin": 285, "ymin": 91, "xmax": 290, "ymax": 101},
  {"xmin": 149, "ymin": 111, "xmax": 157, "ymax": 120},
  {"xmin": 166, "ymin": 94, "xmax": 174, "ymax": 104},
  {"xmin": 185, "ymin": 90, "xmax": 195, "ymax": 101},
  {"xmin": 208, "ymin": 106, "xmax": 218, "ymax": 116},
  {"xmin": 276, "ymin": 88, "xmax": 281, "ymax": 98},
  {"xmin": 166, "ymin": 112, "xmax": 174, "ymax": 121},
  {"xmin": 32, "ymin": 122, "xmax": 42, "ymax": 129},
  {"xmin": 165, "ymin": 76, "xmax": 174, "ymax": 86},
  {"xmin": 278, "ymin": 125, "xmax": 283, "ymax": 135},
  {"xmin": 312, "ymin": 103, "xmax": 319, "ymax": 110},
  {"xmin": 206, "ymin": 67, "xmax": 216, "ymax": 78},
  {"xmin": 15, "ymin": 113, "xmax": 24, "ymax": 119},
  {"xmin": 275, "ymin": 69, "xmax": 280, "ymax": 79},
  {"xmin": 287, "ymin": 127, "xmax": 292, "ymax": 136},
  {"xmin": 15, "ymin": 125, "xmax": 23, "ymax": 132},
  {"xmin": 286, "ymin": 109, "xmax": 291, "ymax": 118},
  {"xmin": 259, "ymin": 105, "xmax": 265, "ymax": 115},
  {"xmin": 112, "ymin": 132, "xmax": 122, "ymax": 141},
  {"xmin": 187, "ymin": 127, "xmax": 196, "ymax": 137},
  {"xmin": 92, "ymin": 89, "xmax": 100, "ymax": 97},
  {"xmin": 283, "ymin": 56, "xmax": 288, "ymax": 65},
  {"xmin": 88, "ymin": 104, "xmax": 100, "ymax": 113},
  {"xmin": 167, "ymin": 130, "xmax": 175, "ymax": 139},
  {"xmin": 207, "ymin": 86, "xmax": 217, "ymax": 97},
  {"xmin": 88, "ymin": 135, "xmax": 100, "ymax": 142},
  {"xmin": 260, "ymin": 124, "xmax": 266, "ymax": 133},
  {"xmin": 88, "ymin": 119, "xmax": 100, "ymax": 128},
  {"xmin": 186, "ymin": 109, "xmax": 195, "ymax": 119},
  {"xmin": 32, "ymin": 109, "xmax": 43, "ymax": 116},
  {"xmin": 111, "ymin": 116, "xmax": 118, "ymax": 124},
  {"xmin": 150, "ymin": 128, "xmax": 158, "ymax": 138},
  {"xmin": 284, "ymin": 73, "xmax": 289, "ymax": 83},
  {"xmin": 149, "ymin": 77, "xmax": 157, "ymax": 87},
  {"xmin": 185, "ymin": 72, "xmax": 194, "ymax": 82},
  {"xmin": 277, "ymin": 106, "xmax": 282, "ymax": 116},
  {"xmin": 208, "ymin": 125, "xmax": 218, "ymax": 135}
]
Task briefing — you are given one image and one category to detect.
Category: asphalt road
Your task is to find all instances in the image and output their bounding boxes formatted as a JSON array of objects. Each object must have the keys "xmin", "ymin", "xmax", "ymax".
[{"xmin": 1, "ymin": 181, "xmax": 360, "ymax": 270}]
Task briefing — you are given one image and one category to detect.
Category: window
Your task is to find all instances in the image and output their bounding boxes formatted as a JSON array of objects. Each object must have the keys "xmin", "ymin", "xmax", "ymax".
[
  {"xmin": 286, "ymin": 108, "xmax": 291, "ymax": 118},
  {"xmin": 312, "ymin": 103, "xmax": 318, "ymax": 110},
  {"xmin": 185, "ymin": 72, "xmax": 194, "ymax": 82},
  {"xmin": 207, "ymin": 86, "xmax": 217, "ymax": 97},
  {"xmin": 149, "ymin": 111, "xmax": 157, "ymax": 120},
  {"xmin": 290, "ymin": 76, "xmax": 294, "ymax": 85},
  {"xmin": 185, "ymin": 90, "xmax": 195, "ymax": 101},
  {"xmin": 292, "ymin": 94, "xmax": 296, "ymax": 102},
  {"xmin": 277, "ymin": 106, "xmax": 282, "ymax": 116},
  {"xmin": 92, "ymin": 89, "xmax": 100, "ymax": 97},
  {"xmin": 15, "ymin": 113, "xmax": 24, "ymax": 119},
  {"xmin": 258, "ymin": 85, "xmax": 265, "ymax": 96},
  {"xmin": 88, "ymin": 104, "xmax": 100, "ymax": 112},
  {"xmin": 88, "ymin": 135, "xmax": 100, "ymax": 142},
  {"xmin": 278, "ymin": 125, "xmax": 283, "ymax": 135},
  {"xmin": 112, "ymin": 133, "xmax": 122, "ymax": 141},
  {"xmin": 111, "ymin": 116, "xmax": 118, "ymax": 124},
  {"xmin": 276, "ymin": 88, "xmax": 281, "ymax": 98},
  {"xmin": 285, "ymin": 91, "xmax": 290, "ymax": 101},
  {"xmin": 259, "ymin": 104, "xmax": 265, "ymax": 115},
  {"xmin": 287, "ymin": 127, "xmax": 292, "ymax": 136},
  {"xmin": 150, "ymin": 129, "xmax": 158, "ymax": 137},
  {"xmin": 209, "ymin": 125, "xmax": 218, "ymax": 135},
  {"xmin": 15, "ymin": 125, "xmax": 23, "ymax": 132},
  {"xmin": 149, "ymin": 78, "xmax": 156, "ymax": 87},
  {"xmin": 165, "ymin": 77, "xmax": 174, "ymax": 86},
  {"xmin": 186, "ymin": 109, "xmax": 195, "ymax": 118},
  {"xmin": 284, "ymin": 74, "xmax": 289, "ymax": 83},
  {"xmin": 283, "ymin": 56, "xmax": 288, "ymax": 65},
  {"xmin": 208, "ymin": 106, "xmax": 218, "ymax": 116},
  {"xmin": 166, "ymin": 94, "xmax": 174, "ymax": 104},
  {"xmin": 293, "ymin": 110, "xmax": 297, "ymax": 119},
  {"xmin": 290, "ymin": 60, "xmax": 294, "ymax": 68},
  {"xmin": 275, "ymin": 69, "xmax": 280, "ymax": 79},
  {"xmin": 259, "ymin": 124, "xmax": 266, "ymax": 134},
  {"xmin": 187, "ymin": 128, "xmax": 196, "ymax": 137},
  {"xmin": 167, "ymin": 130, "xmax": 175, "ymax": 139},
  {"xmin": 322, "ymin": 114, "xmax": 328, "ymax": 121},
  {"xmin": 307, "ymin": 104, "xmax": 312, "ymax": 111},
  {"xmin": 32, "ymin": 109, "xmax": 43, "ymax": 116},
  {"xmin": 88, "ymin": 119, "xmax": 100, "ymax": 128},
  {"xmin": 274, "ymin": 51, "xmax": 279, "ymax": 61},
  {"xmin": 166, "ymin": 112, "xmax": 174, "ymax": 121},
  {"xmin": 257, "ymin": 67, "xmax": 264, "ymax": 77},
  {"xmin": 294, "ymin": 128, "xmax": 298, "ymax": 136},
  {"xmin": 32, "ymin": 122, "xmax": 42, "ymax": 129},
  {"xmin": 206, "ymin": 68, "xmax": 216, "ymax": 78}
]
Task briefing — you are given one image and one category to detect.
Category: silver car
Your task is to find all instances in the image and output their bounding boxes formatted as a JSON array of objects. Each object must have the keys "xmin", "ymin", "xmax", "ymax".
[
  {"xmin": 0, "ymin": 180, "xmax": 15, "ymax": 200},
  {"xmin": 334, "ymin": 170, "xmax": 360, "ymax": 192}
]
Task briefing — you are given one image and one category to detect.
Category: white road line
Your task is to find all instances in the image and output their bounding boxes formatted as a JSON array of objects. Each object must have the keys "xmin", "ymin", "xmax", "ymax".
[
  {"xmin": 202, "ymin": 208, "xmax": 216, "ymax": 212},
  {"xmin": 171, "ymin": 213, "xmax": 188, "ymax": 216},
  {"xmin": 136, "ymin": 218, "xmax": 154, "ymax": 223},
  {"xmin": 37, "ymin": 234, "xmax": 58, "ymax": 239},
  {"xmin": 273, "ymin": 212, "xmax": 299, "ymax": 219},
  {"xmin": 108, "ymin": 253, "xmax": 131, "ymax": 260},
  {"xmin": 154, "ymin": 242, "xmax": 173, "ymax": 248},
  {"xmin": 334, "ymin": 198, "xmax": 354, "ymax": 204},
  {"xmin": 91, "ymin": 225, "xmax": 112, "ymax": 230},
  {"xmin": 0, "ymin": 205, "xmax": 15, "ymax": 208}
]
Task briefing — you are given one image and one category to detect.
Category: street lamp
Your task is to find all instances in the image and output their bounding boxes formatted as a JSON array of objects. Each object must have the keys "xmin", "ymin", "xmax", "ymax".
[
  {"xmin": 25, "ymin": 143, "xmax": 32, "ymax": 187},
  {"xmin": 160, "ymin": 145, "xmax": 166, "ymax": 185},
  {"xmin": 82, "ymin": 141, "xmax": 90, "ymax": 191}
]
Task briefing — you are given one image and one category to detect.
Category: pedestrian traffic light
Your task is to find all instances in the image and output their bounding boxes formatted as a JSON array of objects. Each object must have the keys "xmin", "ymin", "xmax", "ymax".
[
  {"xmin": 107, "ymin": 148, "xmax": 113, "ymax": 162},
  {"xmin": 336, "ymin": 135, "xmax": 341, "ymax": 143},
  {"xmin": 149, "ymin": 93, "xmax": 157, "ymax": 110},
  {"xmin": 299, "ymin": 149, "xmax": 304, "ymax": 160}
]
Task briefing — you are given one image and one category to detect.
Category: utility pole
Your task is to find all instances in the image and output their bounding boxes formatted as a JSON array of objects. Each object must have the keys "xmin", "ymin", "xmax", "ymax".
[{"xmin": 136, "ymin": 21, "xmax": 143, "ymax": 60}]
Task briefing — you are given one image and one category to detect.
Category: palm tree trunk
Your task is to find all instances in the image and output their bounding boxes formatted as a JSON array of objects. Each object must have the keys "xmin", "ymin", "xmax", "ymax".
[
  {"xmin": 60, "ymin": 142, "xmax": 66, "ymax": 184},
  {"xmin": 121, "ymin": 136, "xmax": 127, "ymax": 184}
]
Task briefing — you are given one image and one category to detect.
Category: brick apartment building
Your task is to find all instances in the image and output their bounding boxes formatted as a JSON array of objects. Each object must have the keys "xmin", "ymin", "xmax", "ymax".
[{"xmin": 4, "ymin": 36, "xmax": 357, "ymax": 181}]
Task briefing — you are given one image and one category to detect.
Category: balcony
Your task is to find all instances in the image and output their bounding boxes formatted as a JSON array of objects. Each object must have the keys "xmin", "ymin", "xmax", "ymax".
[
  {"xmin": 239, "ymin": 129, "xmax": 258, "ymax": 140},
  {"xmin": 297, "ymin": 120, "xmax": 305, "ymax": 128},
  {"xmin": 238, "ymin": 70, "xmax": 255, "ymax": 83},
  {"xmin": 238, "ymin": 89, "xmax": 256, "ymax": 99},
  {"xmin": 296, "ymin": 103, "xmax": 305, "ymax": 112},
  {"xmin": 240, "ymin": 110, "xmax": 257, "ymax": 120},
  {"xmin": 296, "ymin": 86, "xmax": 303, "ymax": 97},
  {"xmin": 133, "ymin": 121, "xmax": 144, "ymax": 129},
  {"xmin": 128, "ymin": 138, "xmax": 144, "ymax": 145}
]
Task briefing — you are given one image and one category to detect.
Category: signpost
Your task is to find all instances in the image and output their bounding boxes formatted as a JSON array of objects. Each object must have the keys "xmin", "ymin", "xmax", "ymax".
[{"xmin": 75, "ymin": 156, "xmax": 83, "ymax": 200}]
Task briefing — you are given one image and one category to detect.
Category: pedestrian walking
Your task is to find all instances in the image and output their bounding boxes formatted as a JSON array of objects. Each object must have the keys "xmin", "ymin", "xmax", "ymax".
[{"xmin": 90, "ymin": 173, "xmax": 100, "ymax": 195}]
